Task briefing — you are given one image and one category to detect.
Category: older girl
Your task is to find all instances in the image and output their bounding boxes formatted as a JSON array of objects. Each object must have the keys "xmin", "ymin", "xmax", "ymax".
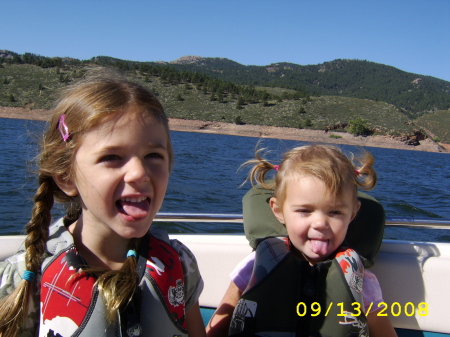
[{"xmin": 0, "ymin": 71, "xmax": 205, "ymax": 337}]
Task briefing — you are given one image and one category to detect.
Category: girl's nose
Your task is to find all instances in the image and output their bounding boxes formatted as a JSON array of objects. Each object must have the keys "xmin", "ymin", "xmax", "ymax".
[
  {"xmin": 311, "ymin": 213, "xmax": 329, "ymax": 229},
  {"xmin": 124, "ymin": 158, "xmax": 150, "ymax": 184}
]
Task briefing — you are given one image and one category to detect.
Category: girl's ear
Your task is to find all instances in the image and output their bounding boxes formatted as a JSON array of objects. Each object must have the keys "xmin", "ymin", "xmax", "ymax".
[
  {"xmin": 351, "ymin": 200, "xmax": 361, "ymax": 222},
  {"xmin": 270, "ymin": 197, "xmax": 285, "ymax": 224},
  {"xmin": 53, "ymin": 174, "xmax": 78, "ymax": 197}
]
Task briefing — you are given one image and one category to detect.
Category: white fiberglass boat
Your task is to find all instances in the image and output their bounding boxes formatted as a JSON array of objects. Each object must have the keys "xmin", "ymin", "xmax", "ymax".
[{"xmin": 1, "ymin": 214, "xmax": 450, "ymax": 336}]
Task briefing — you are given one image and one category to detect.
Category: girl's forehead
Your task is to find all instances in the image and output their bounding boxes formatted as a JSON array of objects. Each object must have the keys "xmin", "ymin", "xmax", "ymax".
[
  {"xmin": 76, "ymin": 111, "xmax": 163, "ymax": 148},
  {"xmin": 284, "ymin": 172, "xmax": 319, "ymax": 185},
  {"xmin": 95, "ymin": 109, "xmax": 158, "ymax": 132},
  {"xmin": 285, "ymin": 175, "xmax": 326, "ymax": 193},
  {"xmin": 77, "ymin": 117, "xmax": 166, "ymax": 153},
  {"xmin": 283, "ymin": 173, "xmax": 357, "ymax": 201}
]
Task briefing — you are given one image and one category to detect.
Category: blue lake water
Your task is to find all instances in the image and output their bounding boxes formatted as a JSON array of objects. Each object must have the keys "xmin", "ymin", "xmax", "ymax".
[{"xmin": 0, "ymin": 118, "xmax": 449, "ymax": 242}]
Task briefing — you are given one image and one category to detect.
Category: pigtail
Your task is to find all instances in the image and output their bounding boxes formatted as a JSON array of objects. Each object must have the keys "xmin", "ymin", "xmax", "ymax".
[
  {"xmin": 0, "ymin": 175, "xmax": 54, "ymax": 337},
  {"xmin": 95, "ymin": 244, "xmax": 139, "ymax": 323},
  {"xmin": 0, "ymin": 281, "xmax": 31, "ymax": 337},
  {"xmin": 241, "ymin": 147, "xmax": 277, "ymax": 191},
  {"xmin": 354, "ymin": 151, "xmax": 377, "ymax": 191},
  {"xmin": 25, "ymin": 175, "xmax": 53, "ymax": 271}
]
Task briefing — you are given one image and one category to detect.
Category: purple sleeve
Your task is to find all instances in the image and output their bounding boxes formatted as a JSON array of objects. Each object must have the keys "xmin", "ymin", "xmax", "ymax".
[
  {"xmin": 363, "ymin": 269, "xmax": 384, "ymax": 313},
  {"xmin": 229, "ymin": 251, "xmax": 256, "ymax": 292}
]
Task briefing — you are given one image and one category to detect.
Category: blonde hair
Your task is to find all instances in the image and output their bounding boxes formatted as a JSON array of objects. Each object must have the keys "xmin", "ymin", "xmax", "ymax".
[
  {"xmin": 0, "ymin": 69, "xmax": 173, "ymax": 336},
  {"xmin": 245, "ymin": 144, "xmax": 377, "ymax": 206}
]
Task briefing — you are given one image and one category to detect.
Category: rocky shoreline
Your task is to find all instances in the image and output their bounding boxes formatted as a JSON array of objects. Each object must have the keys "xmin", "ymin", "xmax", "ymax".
[{"xmin": 0, "ymin": 107, "xmax": 447, "ymax": 153}]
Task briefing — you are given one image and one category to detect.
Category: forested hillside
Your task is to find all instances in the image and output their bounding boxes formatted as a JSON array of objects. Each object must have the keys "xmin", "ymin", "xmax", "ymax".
[
  {"xmin": 168, "ymin": 56, "xmax": 450, "ymax": 116},
  {"xmin": 0, "ymin": 50, "xmax": 449, "ymax": 144}
]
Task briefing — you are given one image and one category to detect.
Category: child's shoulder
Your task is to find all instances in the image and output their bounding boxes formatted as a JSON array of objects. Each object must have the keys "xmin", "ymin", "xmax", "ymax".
[
  {"xmin": 0, "ymin": 250, "xmax": 27, "ymax": 298},
  {"xmin": 0, "ymin": 252, "xmax": 40, "ymax": 335},
  {"xmin": 148, "ymin": 227, "xmax": 204, "ymax": 308},
  {"xmin": 148, "ymin": 227, "xmax": 198, "ymax": 266},
  {"xmin": 0, "ymin": 218, "xmax": 71, "ymax": 296},
  {"xmin": 45, "ymin": 218, "xmax": 75, "ymax": 256}
]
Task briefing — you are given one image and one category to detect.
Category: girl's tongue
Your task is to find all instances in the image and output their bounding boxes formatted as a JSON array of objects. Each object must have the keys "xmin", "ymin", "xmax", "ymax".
[
  {"xmin": 311, "ymin": 239, "xmax": 329, "ymax": 255},
  {"xmin": 118, "ymin": 199, "xmax": 150, "ymax": 218}
]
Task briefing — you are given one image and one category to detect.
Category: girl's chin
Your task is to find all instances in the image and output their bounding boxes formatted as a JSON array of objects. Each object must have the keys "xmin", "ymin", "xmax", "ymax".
[
  {"xmin": 117, "ymin": 229, "xmax": 149, "ymax": 240},
  {"xmin": 115, "ymin": 220, "xmax": 152, "ymax": 239}
]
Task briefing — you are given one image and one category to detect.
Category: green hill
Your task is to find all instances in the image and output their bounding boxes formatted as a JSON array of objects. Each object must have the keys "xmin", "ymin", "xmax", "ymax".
[
  {"xmin": 168, "ymin": 57, "xmax": 450, "ymax": 116},
  {"xmin": 415, "ymin": 110, "xmax": 450, "ymax": 143},
  {"xmin": 1, "ymin": 51, "xmax": 449, "ymax": 144}
]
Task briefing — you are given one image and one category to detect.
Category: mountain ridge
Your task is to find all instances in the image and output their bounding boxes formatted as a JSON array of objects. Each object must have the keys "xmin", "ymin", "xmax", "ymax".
[
  {"xmin": 1, "ymin": 50, "xmax": 449, "ymax": 146},
  {"xmin": 165, "ymin": 56, "xmax": 450, "ymax": 115}
]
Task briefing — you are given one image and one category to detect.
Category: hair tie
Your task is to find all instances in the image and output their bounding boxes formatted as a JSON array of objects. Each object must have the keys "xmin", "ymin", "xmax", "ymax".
[
  {"xmin": 355, "ymin": 169, "xmax": 360, "ymax": 176},
  {"xmin": 22, "ymin": 270, "xmax": 35, "ymax": 282},
  {"xmin": 127, "ymin": 250, "xmax": 137, "ymax": 258},
  {"xmin": 58, "ymin": 114, "xmax": 70, "ymax": 141},
  {"xmin": 273, "ymin": 165, "xmax": 280, "ymax": 172}
]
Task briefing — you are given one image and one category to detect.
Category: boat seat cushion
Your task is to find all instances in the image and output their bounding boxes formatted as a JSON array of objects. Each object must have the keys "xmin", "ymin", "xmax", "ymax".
[{"xmin": 242, "ymin": 184, "xmax": 385, "ymax": 268}]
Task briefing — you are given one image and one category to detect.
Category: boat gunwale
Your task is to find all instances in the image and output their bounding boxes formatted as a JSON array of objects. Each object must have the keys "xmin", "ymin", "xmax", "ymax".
[{"xmin": 154, "ymin": 212, "xmax": 450, "ymax": 229}]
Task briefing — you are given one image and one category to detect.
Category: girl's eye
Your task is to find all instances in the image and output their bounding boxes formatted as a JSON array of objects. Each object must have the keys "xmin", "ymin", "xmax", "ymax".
[
  {"xmin": 146, "ymin": 152, "xmax": 164, "ymax": 159},
  {"xmin": 100, "ymin": 154, "xmax": 121, "ymax": 162},
  {"xmin": 330, "ymin": 210, "xmax": 343, "ymax": 216}
]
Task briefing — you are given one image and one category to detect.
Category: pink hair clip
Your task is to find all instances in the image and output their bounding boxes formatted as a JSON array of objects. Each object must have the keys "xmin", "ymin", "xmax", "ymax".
[
  {"xmin": 355, "ymin": 169, "xmax": 360, "ymax": 176},
  {"xmin": 58, "ymin": 114, "xmax": 70, "ymax": 141},
  {"xmin": 273, "ymin": 165, "xmax": 280, "ymax": 172}
]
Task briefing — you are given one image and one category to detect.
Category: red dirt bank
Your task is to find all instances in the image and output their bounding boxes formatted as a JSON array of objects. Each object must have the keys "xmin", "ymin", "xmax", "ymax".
[{"xmin": 0, "ymin": 107, "xmax": 447, "ymax": 153}]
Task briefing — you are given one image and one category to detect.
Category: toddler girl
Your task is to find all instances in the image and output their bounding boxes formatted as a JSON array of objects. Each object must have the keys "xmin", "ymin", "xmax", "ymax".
[{"xmin": 207, "ymin": 144, "xmax": 396, "ymax": 337}]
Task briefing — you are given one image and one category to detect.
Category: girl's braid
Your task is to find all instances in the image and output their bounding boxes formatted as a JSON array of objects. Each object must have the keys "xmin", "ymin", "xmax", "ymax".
[{"xmin": 0, "ymin": 175, "xmax": 54, "ymax": 337}]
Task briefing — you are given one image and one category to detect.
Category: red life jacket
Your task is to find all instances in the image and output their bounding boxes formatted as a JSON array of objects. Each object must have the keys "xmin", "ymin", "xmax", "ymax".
[{"xmin": 40, "ymin": 227, "xmax": 187, "ymax": 337}]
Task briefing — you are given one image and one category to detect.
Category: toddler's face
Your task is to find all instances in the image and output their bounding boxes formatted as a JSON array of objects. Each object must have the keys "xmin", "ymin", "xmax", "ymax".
[{"xmin": 271, "ymin": 175, "xmax": 359, "ymax": 264}]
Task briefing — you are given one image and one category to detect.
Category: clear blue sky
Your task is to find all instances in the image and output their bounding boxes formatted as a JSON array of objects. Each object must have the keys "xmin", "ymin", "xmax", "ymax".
[{"xmin": 3, "ymin": 0, "xmax": 450, "ymax": 81}]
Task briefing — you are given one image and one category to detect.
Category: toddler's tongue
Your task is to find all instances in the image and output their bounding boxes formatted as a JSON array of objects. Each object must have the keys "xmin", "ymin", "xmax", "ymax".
[
  {"xmin": 120, "ymin": 199, "xmax": 149, "ymax": 219},
  {"xmin": 311, "ymin": 239, "xmax": 329, "ymax": 255}
]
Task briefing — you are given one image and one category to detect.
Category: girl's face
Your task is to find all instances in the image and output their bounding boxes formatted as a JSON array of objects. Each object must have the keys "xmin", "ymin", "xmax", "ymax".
[
  {"xmin": 59, "ymin": 109, "xmax": 170, "ymax": 240},
  {"xmin": 270, "ymin": 174, "xmax": 360, "ymax": 265}
]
